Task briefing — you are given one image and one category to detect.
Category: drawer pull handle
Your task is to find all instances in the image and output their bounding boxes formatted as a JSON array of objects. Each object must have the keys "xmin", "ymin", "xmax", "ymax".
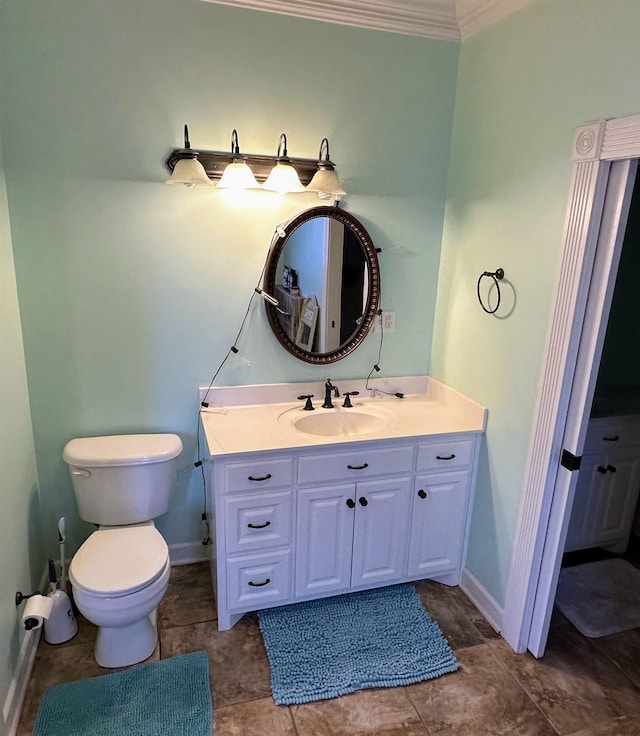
[
  {"xmin": 347, "ymin": 463, "xmax": 369, "ymax": 470},
  {"xmin": 436, "ymin": 454, "xmax": 456, "ymax": 461},
  {"xmin": 607, "ymin": 464, "xmax": 617, "ymax": 473},
  {"xmin": 248, "ymin": 473, "xmax": 272, "ymax": 482},
  {"xmin": 346, "ymin": 498, "xmax": 356, "ymax": 509},
  {"xmin": 418, "ymin": 489, "xmax": 427, "ymax": 499},
  {"xmin": 247, "ymin": 521, "xmax": 271, "ymax": 529},
  {"xmin": 603, "ymin": 435, "xmax": 620, "ymax": 442},
  {"xmin": 248, "ymin": 578, "xmax": 271, "ymax": 587},
  {"xmin": 597, "ymin": 466, "xmax": 607, "ymax": 474},
  {"xmin": 358, "ymin": 496, "xmax": 368, "ymax": 507}
]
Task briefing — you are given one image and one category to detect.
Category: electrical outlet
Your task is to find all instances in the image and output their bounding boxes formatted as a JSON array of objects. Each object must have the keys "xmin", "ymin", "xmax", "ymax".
[{"xmin": 376, "ymin": 310, "xmax": 395, "ymax": 333}]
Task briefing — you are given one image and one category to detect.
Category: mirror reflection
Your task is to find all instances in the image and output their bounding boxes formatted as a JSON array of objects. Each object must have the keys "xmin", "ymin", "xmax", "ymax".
[{"xmin": 264, "ymin": 207, "xmax": 380, "ymax": 364}]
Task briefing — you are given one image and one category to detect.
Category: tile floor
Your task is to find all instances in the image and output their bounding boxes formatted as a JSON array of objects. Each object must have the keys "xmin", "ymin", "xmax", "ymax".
[{"xmin": 17, "ymin": 560, "xmax": 640, "ymax": 736}]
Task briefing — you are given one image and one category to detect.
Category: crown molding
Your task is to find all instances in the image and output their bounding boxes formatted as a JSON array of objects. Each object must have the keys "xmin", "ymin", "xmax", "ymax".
[
  {"xmin": 456, "ymin": 0, "xmax": 536, "ymax": 40},
  {"xmin": 201, "ymin": 0, "xmax": 461, "ymax": 41},
  {"xmin": 200, "ymin": 0, "xmax": 536, "ymax": 41}
]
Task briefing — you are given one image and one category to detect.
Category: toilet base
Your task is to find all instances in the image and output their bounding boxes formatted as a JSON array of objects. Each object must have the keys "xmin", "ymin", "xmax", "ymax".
[{"xmin": 95, "ymin": 609, "xmax": 158, "ymax": 668}]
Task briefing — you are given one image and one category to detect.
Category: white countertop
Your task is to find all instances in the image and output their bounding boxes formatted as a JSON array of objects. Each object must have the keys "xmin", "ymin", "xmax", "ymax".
[{"xmin": 200, "ymin": 377, "xmax": 487, "ymax": 457}]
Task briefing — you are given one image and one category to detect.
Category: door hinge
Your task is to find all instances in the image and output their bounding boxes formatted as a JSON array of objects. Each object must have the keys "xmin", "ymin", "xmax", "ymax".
[{"xmin": 561, "ymin": 449, "xmax": 582, "ymax": 472}]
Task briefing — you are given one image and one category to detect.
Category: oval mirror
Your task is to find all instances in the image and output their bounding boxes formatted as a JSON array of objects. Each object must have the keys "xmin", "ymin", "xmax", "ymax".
[{"xmin": 263, "ymin": 206, "xmax": 380, "ymax": 364}]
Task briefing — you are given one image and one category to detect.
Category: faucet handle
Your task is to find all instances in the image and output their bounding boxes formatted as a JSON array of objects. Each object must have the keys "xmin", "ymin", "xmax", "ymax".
[
  {"xmin": 342, "ymin": 391, "xmax": 360, "ymax": 408},
  {"xmin": 297, "ymin": 394, "xmax": 315, "ymax": 411}
]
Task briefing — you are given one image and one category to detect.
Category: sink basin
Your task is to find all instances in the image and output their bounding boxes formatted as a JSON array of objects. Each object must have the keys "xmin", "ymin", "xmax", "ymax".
[{"xmin": 290, "ymin": 409, "xmax": 389, "ymax": 438}]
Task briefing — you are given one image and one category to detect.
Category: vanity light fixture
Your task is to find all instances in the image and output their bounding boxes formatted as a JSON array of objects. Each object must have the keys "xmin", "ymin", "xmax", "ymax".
[
  {"xmin": 217, "ymin": 130, "xmax": 261, "ymax": 190},
  {"xmin": 306, "ymin": 138, "xmax": 346, "ymax": 200},
  {"xmin": 165, "ymin": 125, "xmax": 214, "ymax": 187},
  {"xmin": 164, "ymin": 130, "xmax": 341, "ymax": 193},
  {"xmin": 262, "ymin": 134, "xmax": 306, "ymax": 194}
]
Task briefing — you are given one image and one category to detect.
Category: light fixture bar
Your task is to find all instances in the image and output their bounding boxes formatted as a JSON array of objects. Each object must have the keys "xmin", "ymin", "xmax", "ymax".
[{"xmin": 165, "ymin": 149, "xmax": 320, "ymax": 185}]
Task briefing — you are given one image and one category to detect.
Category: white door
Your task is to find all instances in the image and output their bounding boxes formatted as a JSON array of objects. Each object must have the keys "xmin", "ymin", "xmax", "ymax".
[{"xmin": 525, "ymin": 158, "xmax": 637, "ymax": 656}]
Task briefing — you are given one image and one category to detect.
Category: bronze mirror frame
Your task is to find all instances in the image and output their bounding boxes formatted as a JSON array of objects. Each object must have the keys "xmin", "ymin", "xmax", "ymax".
[{"xmin": 263, "ymin": 206, "xmax": 381, "ymax": 364}]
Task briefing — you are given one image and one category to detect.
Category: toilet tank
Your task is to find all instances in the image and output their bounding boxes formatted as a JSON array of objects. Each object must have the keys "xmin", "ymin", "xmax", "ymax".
[{"xmin": 63, "ymin": 434, "xmax": 183, "ymax": 526}]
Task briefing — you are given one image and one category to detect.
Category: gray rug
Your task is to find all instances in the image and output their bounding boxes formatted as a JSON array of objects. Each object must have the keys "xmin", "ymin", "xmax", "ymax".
[{"xmin": 555, "ymin": 559, "xmax": 640, "ymax": 638}]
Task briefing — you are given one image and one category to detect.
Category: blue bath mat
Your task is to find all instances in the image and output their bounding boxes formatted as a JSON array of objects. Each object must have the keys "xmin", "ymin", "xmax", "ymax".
[
  {"xmin": 258, "ymin": 584, "xmax": 459, "ymax": 704},
  {"xmin": 32, "ymin": 651, "xmax": 211, "ymax": 736}
]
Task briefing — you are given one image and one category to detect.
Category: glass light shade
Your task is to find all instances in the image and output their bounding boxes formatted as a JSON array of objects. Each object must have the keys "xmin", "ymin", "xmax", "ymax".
[
  {"xmin": 262, "ymin": 163, "xmax": 305, "ymax": 194},
  {"xmin": 166, "ymin": 157, "xmax": 213, "ymax": 187},
  {"xmin": 217, "ymin": 161, "xmax": 260, "ymax": 190},
  {"xmin": 306, "ymin": 168, "xmax": 346, "ymax": 199}
]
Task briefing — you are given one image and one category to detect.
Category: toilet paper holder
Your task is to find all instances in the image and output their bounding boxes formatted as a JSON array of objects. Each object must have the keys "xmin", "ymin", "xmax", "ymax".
[
  {"xmin": 15, "ymin": 590, "xmax": 44, "ymax": 630},
  {"xmin": 15, "ymin": 590, "xmax": 41, "ymax": 606}
]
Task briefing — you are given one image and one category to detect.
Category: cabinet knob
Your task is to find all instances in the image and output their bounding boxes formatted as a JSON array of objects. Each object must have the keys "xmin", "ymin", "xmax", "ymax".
[
  {"xmin": 436, "ymin": 454, "xmax": 456, "ymax": 461},
  {"xmin": 597, "ymin": 466, "xmax": 607, "ymax": 474},
  {"xmin": 347, "ymin": 463, "xmax": 369, "ymax": 471},
  {"xmin": 602, "ymin": 435, "xmax": 620, "ymax": 442},
  {"xmin": 248, "ymin": 473, "xmax": 272, "ymax": 482},
  {"xmin": 346, "ymin": 498, "xmax": 356, "ymax": 509},
  {"xmin": 418, "ymin": 489, "xmax": 427, "ymax": 499},
  {"xmin": 358, "ymin": 496, "xmax": 368, "ymax": 507},
  {"xmin": 607, "ymin": 464, "xmax": 617, "ymax": 473}
]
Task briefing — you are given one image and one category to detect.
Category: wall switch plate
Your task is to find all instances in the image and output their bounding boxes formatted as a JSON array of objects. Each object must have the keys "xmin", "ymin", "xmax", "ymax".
[{"xmin": 376, "ymin": 310, "xmax": 395, "ymax": 333}]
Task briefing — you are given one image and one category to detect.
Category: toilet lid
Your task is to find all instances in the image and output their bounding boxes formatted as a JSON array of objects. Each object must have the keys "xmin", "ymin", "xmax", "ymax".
[{"xmin": 69, "ymin": 525, "xmax": 169, "ymax": 597}]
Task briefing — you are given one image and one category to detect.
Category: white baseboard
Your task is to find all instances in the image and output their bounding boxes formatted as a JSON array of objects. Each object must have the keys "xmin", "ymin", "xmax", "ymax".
[
  {"xmin": 4, "ymin": 566, "xmax": 49, "ymax": 736},
  {"xmin": 168, "ymin": 541, "xmax": 210, "ymax": 566},
  {"xmin": 3, "ymin": 627, "xmax": 41, "ymax": 736},
  {"xmin": 460, "ymin": 566, "xmax": 503, "ymax": 634}
]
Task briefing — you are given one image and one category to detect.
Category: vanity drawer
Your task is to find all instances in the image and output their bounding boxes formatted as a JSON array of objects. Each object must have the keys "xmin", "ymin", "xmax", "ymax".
[
  {"xmin": 227, "ymin": 550, "xmax": 292, "ymax": 611},
  {"xmin": 224, "ymin": 457, "xmax": 293, "ymax": 493},
  {"xmin": 416, "ymin": 438, "xmax": 475, "ymax": 472},
  {"xmin": 298, "ymin": 445, "xmax": 414, "ymax": 484},
  {"xmin": 584, "ymin": 416, "xmax": 640, "ymax": 453},
  {"xmin": 225, "ymin": 491, "xmax": 293, "ymax": 554}
]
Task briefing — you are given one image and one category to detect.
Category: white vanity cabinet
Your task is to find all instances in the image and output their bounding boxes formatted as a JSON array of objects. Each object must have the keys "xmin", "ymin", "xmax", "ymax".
[
  {"xmin": 211, "ymin": 432, "xmax": 481, "ymax": 631},
  {"xmin": 565, "ymin": 415, "xmax": 640, "ymax": 553},
  {"xmin": 408, "ymin": 437, "xmax": 476, "ymax": 577}
]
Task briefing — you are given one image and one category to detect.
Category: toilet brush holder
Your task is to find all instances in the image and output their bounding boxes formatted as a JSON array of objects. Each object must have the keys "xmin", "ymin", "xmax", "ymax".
[{"xmin": 44, "ymin": 589, "xmax": 78, "ymax": 645}]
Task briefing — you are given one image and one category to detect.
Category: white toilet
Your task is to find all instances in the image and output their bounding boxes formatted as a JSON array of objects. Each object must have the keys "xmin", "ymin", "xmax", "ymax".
[{"xmin": 63, "ymin": 433, "xmax": 183, "ymax": 668}]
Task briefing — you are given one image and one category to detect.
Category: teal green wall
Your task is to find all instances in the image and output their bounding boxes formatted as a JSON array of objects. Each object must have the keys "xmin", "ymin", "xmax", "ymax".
[
  {"xmin": 0, "ymin": 129, "xmax": 43, "ymax": 717},
  {"xmin": 433, "ymin": 0, "xmax": 640, "ymax": 604},
  {"xmin": 0, "ymin": 1, "xmax": 458, "ymax": 557}
]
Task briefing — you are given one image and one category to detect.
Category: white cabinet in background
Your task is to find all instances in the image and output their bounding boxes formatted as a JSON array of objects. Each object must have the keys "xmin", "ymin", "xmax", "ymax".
[
  {"xmin": 565, "ymin": 415, "xmax": 640, "ymax": 553},
  {"xmin": 210, "ymin": 434, "xmax": 481, "ymax": 630}
]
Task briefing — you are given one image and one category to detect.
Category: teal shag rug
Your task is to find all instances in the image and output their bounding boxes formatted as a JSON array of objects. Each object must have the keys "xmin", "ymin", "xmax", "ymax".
[
  {"xmin": 32, "ymin": 651, "xmax": 211, "ymax": 736},
  {"xmin": 258, "ymin": 584, "xmax": 459, "ymax": 704}
]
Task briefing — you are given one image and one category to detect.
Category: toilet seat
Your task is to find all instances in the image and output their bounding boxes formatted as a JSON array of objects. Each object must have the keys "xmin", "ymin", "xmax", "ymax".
[{"xmin": 69, "ymin": 523, "xmax": 169, "ymax": 598}]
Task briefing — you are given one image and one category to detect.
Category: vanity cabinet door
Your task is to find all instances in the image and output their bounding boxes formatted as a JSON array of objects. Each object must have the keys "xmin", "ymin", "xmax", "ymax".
[
  {"xmin": 295, "ymin": 484, "xmax": 355, "ymax": 598},
  {"xmin": 350, "ymin": 477, "xmax": 412, "ymax": 589},
  {"xmin": 407, "ymin": 470, "xmax": 470, "ymax": 579},
  {"xmin": 565, "ymin": 453, "xmax": 602, "ymax": 552},
  {"xmin": 565, "ymin": 448, "xmax": 640, "ymax": 552},
  {"xmin": 589, "ymin": 453, "xmax": 640, "ymax": 547}
]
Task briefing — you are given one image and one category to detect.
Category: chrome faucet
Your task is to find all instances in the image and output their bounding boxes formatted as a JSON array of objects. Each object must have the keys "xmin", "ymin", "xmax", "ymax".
[{"xmin": 322, "ymin": 379, "xmax": 340, "ymax": 409}]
